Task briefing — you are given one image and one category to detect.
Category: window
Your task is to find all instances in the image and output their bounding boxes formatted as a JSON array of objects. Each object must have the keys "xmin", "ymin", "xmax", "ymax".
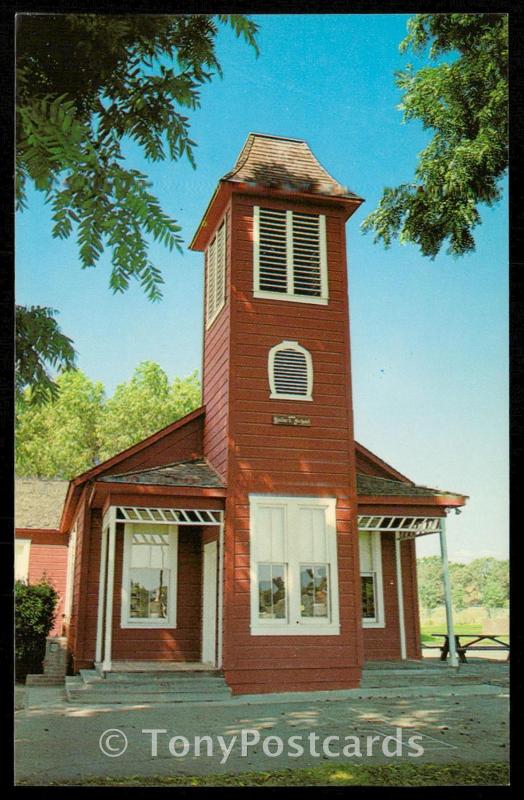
[
  {"xmin": 300, "ymin": 565, "xmax": 330, "ymax": 618},
  {"xmin": 359, "ymin": 531, "xmax": 385, "ymax": 627},
  {"xmin": 15, "ymin": 539, "xmax": 31, "ymax": 582},
  {"xmin": 253, "ymin": 207, "xmax": 328, "ymax": 304},
  {"xmin": 121, "ymin": 524, "xmax": 178, "ymax": 628},
  {"xmin": 249, "ymin": 495, "xmax": 339, "ymax": 635},
  {"xmin": 268, "ymin": 341, "xmax": 313, "ymax": 401},
  {"xmin": 206, "ymin": 218, "xmax": 227, "ymax": 327},
  {"xmin": 258, "ymin": 564, "xmax": 287, "ymax": 619}
]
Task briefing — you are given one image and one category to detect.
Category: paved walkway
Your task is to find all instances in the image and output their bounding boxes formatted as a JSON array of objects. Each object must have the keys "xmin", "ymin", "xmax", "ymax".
[{"xmin": 15, "ymin": 663, "xmax": 509, "ymax": 785}]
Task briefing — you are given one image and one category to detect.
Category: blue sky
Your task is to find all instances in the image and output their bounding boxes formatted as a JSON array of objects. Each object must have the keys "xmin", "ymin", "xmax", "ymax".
[{"xmin": 16, "ymin": 14, "xmax": 508, "ymax": 562}]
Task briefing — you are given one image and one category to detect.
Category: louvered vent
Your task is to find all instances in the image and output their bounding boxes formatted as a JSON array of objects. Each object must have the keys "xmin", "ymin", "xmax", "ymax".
[
  {"xmin": 274, "ymin": 349, "xmax": 308, "ymax": 395},
  {"xmin": 255, "ymin": 207, "xmax": 327, "ymax": 302},
  {"xmin": 206, "ymin": 219, "xmax": 226, "ymax": 326},
  {"xmin": 258, "ymin": 208, "xmax": 287, "ymax": 293},
  {"xmin": 292, "ymin": 212, "xmax": 322, "ymax": 296},
  {"xmin": 269, "ymin": 341, "xmax": 313, "ymax": 401}
]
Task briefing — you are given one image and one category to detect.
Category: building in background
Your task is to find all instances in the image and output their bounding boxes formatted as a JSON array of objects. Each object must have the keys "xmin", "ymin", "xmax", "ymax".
[{"xmin": 15, "ymin": 479, "xmax": 70, "ymax": 636}]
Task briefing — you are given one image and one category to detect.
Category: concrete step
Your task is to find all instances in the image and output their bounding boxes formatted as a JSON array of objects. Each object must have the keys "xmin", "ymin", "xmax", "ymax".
[
  {"xmin": 364, "ymin": 661, "xmax": 451, "ymax": 671},
  {"xmin": 67, "ymin": 688, "xmax": 232, "ymax": 704},
  {"xmin": 79, "ymin": 669, "xmax": 226, "ymax": 687},
  {"xmin": 86, "ymin": 670, "xmax": 221, "ymax": 682},
  {"xmin": 66, "ymin": 671, "xmax": 232, "ymax": 704},
  {"xmin": 360, "ymin": 674, "xmax": 482, "ymax": 688},
  {"xmin": 76, "ymin": 679, "xmax": 231, "ymax": 693},
  {"xmin": 362, "ymin": 667, "xmax": 453, "ymax": 677}
]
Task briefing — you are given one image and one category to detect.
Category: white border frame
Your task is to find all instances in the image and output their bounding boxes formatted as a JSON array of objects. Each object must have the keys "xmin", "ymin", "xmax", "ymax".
[
  {"xmin": 268, "ymin": 340, "xmax": 313, "ymax": 401},
  {"xmin": 249, "ymin": 494, "xmax": 340, "ymax": 636},
  {"xmin": 120, "ymin": 522, "xmax": 179, "ymax": 629}
]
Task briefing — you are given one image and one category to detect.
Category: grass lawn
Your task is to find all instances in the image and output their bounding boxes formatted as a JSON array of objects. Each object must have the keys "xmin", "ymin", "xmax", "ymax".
[
  {"xmin": 420, "ymin": 623, "xmax": 483, "ymax": 647},
  {"xmin": 42, "ymin": 762, "xmax": 509, "ymax": 787}
]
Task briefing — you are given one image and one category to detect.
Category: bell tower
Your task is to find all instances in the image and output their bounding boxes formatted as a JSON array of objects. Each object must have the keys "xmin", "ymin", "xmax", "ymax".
[{"xmin": 190, "ymin": 133, "xmax": 365, "ymax": 694}]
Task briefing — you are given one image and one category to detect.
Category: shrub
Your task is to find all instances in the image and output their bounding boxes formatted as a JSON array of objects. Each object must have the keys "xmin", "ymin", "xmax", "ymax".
[{"xmin": 15, "ymin": 579, "xmax": 58, "ymax": 680}]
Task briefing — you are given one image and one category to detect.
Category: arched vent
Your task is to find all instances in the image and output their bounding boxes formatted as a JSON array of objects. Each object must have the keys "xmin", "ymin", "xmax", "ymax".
[{"xmin": 268, "ymin": 341, "xmax": 313, "ymax": 401}]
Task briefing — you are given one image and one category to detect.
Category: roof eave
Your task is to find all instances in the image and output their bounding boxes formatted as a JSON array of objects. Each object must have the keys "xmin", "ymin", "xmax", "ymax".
[
  {"xmin": 190, "ymin": 178, "xmax": 364, "ymax": 252},
  {"xmin": 357, "ymin": 493, "xmax": 468, "ymax": 507}
]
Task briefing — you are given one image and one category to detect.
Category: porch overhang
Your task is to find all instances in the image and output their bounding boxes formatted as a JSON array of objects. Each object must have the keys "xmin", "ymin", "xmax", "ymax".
[
  {"xmin": 357, "ymin": 507, "xmax": 464, "ymax": 667},
  {"xmin": 358, "ymin": 494, "xmax": 467, "ymax": 508},
  {"xmin": 94, "ymin": 482, "xmax": 227, "ymax": 517}
]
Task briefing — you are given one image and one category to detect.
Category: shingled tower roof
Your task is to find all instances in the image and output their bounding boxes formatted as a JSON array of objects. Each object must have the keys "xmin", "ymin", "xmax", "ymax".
[{"xmin": 223, "ymin": 132, "xmax": 361, "ymax": 199}]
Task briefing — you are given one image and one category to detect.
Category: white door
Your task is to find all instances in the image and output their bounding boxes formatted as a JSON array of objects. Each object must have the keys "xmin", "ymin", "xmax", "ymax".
[{"xmin": 202, "ymin": 540, "xmax": 218, "ymax": 665}]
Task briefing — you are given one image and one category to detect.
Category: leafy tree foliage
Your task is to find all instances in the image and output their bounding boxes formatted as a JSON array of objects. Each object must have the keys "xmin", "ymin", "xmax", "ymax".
[
  {"xmin": 469, "ymin": 557, "xmax": 509, "ymax": 611},
  {"xmin": 417, "ymin": 555, "xmax": 443, "ymax": 611},
  {"xmin": 16, "ymin": 370, "xmax": 105, "ymax": 478},
  {"xmin": 15, "ymin": 362, "xmax": 201, "ymax": 479},
  {"xmin": 417, "ymin": 555, "xmax": 508, "ymax": 613},
  {"xmin": 15, "ymin": 305, "xmax": 76, "ymax": 403},
  {"xmin": 362, "ymin": 13, "xmax": 508, "ymax": 257},
  {"xmin": 97, "ymin": 361, "xmax": 201, "ymax": 460},
  {"xmin": 16, "ymin": 14, "xmax": 257, "ymax": 401},
  {"xmin": 16, "ymin": 13, "xmax": 258, "ymax": 299},
  {"xmin": 16, "ymin": 579, "xmax": 58, "ymax": 679}
]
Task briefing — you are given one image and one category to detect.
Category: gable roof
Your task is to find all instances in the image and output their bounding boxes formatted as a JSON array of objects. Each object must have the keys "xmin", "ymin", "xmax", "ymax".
[
  {"xmin": 223, "ymin": 133, "xmax": 362, "ymax": 200},
  {"xmin": 98, "ymin": 459, "xmax": 225, "ymax": 489},
  {"xmin": 16, "ymin": 479, "xmax": 69, "ymax": 530},
  {"xmin": 59, "ymin": 406, "xmax": 206, "ymax": 532},
  {"xmin": 354, "ymin": 441, "xmax": 414, "ymax": 483},
  {"xmin": 70, "ymin": 406, "xmax": 205, "ymax": 486}
]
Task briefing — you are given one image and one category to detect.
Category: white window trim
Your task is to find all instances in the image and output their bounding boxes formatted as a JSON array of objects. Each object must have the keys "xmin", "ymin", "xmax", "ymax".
[
  {"xmin": 15, "ymin": 538, "xmax": 31, "ymax": 582},
  {"xmin": 64, "ymin": 522, "xmax": 77, "ymax": 620},
  {"xmin": 360, "ymin": 531, "xmax": 385, "ymax": 628},
  {"xmin": 205, "ymin": 219, "xmax": 227, "ymax": 329},
  {"xmin": 121, "ymin": 523, "xmax": 178, "ymax": 629},
  {"xmin": 249, "ymin": 495, "xmax": 340, "ymax": 636},
  {"xmin": 268, "ymin": 340, "xmax": 313, "ymax": 402},
  {"xmin": 253, "ymin": 206, "xmax": 329, "ymax": 304}
]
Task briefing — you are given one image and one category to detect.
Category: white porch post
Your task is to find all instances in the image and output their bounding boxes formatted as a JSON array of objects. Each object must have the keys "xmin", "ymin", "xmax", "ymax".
[
  {"xmin": 95, "ymin": 522, "xmax": 109, "ymax": 665},
  {"xmin": 102, "ymin": 508, "xmax": 117, "ymax": 672},
  {"xmin": 217, "ymin": 516, "xmax": 225, "ymax": 669},
  {"xmin": 439, "ymin": 516, "xmax": 458, "ymax": 666},
  {"xmin": 394, "ymin": 533, "xmax": 407, "ymax": 660}
]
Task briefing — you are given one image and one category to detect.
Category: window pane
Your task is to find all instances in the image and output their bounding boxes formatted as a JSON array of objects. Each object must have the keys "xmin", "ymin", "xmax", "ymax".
[
  {"xmin": 300, "ymin": 564, "xmax": 329, "ymax": 618},
  {"xmin": 258, "ymin": 563, "xmax": 286, "ymax": 619},
  {"xmin": 359, "ymin": 532, "xmax": 374, "ymax": 573},
  {"xmin": 128, "ymin": 531, "xmax": 171, "ymax": 620},
  {"xmin": 361, "ymin": 574, "xmax": 376, "ymax": 619},
  {"xmin": 130, "ymin": 567, "xmax": 170, "ymax": 619}
]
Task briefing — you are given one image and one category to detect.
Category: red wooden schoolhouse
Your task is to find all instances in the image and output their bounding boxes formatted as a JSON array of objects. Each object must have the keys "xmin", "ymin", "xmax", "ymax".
[{"xmin": 54, "ymin": 134, "xmax": 466, "ymax": 693}]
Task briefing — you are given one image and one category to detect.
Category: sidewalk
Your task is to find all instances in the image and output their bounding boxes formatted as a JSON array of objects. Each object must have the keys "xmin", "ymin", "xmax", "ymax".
[{"xmin": 15, "ymin": 668, "xmax": 509, "ymax": 785}]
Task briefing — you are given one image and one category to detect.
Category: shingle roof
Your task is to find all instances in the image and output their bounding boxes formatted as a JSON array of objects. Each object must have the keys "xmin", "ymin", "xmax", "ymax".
[
  {"xmin": 98, "ymin": 459, "xmax": 225, "ymax": 489},
  {"xmin": 357, "ymin": 473, "xmax": 463, "ymax": 498},
  {"xmin": 223, "ymin": 133, "xmax": 362, "ymax": 200},
  {"xmin": 15, "ymin": 479, "xmax": 69, "ymax": 529}
]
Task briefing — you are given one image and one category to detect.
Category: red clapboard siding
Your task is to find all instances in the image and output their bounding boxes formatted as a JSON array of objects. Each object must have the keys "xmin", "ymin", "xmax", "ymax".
[
  {"xmin": 206, "ymin": 191, "xmax": 364, "ymax": 694},
  {"xmin": 24, "ymin": 536, "xmax": 69, "ymax": 636},
  {"xmin": 202, "ymin": 202, "xmax": 232, "ymax": 480},
  {"xmin": 101, "ymin": 414, "xmax": 204, "ymax": 477}
]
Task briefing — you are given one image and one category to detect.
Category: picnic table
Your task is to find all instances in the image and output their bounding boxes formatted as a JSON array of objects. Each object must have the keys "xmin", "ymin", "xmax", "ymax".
[{"xmin": 431, "ymin": 633, "xmax": 510, "ymax": 663}]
